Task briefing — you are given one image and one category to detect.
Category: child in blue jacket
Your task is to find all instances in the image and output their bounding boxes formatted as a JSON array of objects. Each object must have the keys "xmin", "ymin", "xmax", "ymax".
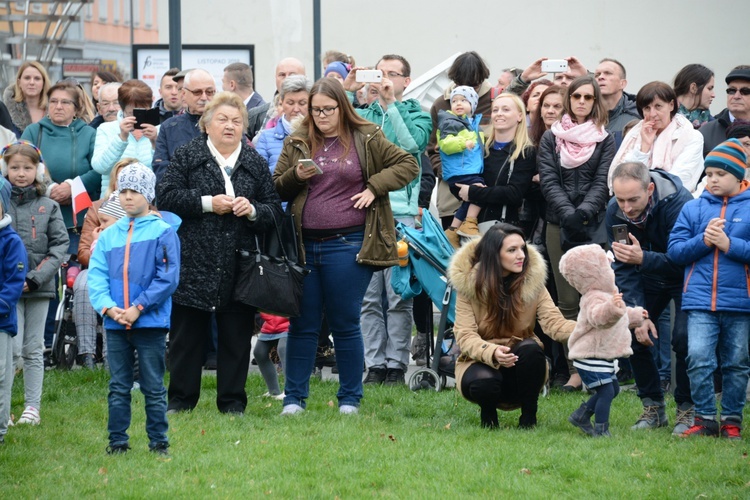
[
  {"xmin": 667, "ymin": 139, "xmax": 750, "ymax": 440},
  {"xmin": 88, "ymin": 163, "xmax": 181, "ymax": 455},
  {"xmin": 0, "ymin": 176, "xmax": 28, "ymax": 444}
]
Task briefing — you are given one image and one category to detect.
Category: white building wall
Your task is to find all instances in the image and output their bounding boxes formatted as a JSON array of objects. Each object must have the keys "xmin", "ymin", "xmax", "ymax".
[{"xmin": 159, "ymin": 0, "xmax": 747, "ymax": 115}]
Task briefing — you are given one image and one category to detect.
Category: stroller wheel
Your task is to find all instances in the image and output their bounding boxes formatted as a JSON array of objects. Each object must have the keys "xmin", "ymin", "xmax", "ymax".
[
  {"xmin": 409, "ymin": 368, "xmax": 442, "ymax": 392},
  {"xmin": 53, "ymin": 317, "xmax": 77, "ymax": 370}
]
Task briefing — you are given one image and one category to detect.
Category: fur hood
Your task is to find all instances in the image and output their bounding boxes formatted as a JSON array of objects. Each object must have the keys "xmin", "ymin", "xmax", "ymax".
[
  {"xmin": 558, "ymin": 244, "xmax": 617, "ymax": 294},
  {"xmin": 448, "ymin": 237, "xmax": 548, "ymax": 306},
  {"xmin": 3, "ymin": 85, "xmax": 31, "ymax": 134}
]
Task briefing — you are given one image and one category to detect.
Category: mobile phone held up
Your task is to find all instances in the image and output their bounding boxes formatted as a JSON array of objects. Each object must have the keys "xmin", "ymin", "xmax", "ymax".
[
  {"xmin": 300, "ymin": 159, "xmax": 324, "ymax": 175},
  {"xmin": 612, "ymin": 224, "xmax": 630, "ymax": 245},
  {"xmin": 541, "ymin": 59, "xmax": 569, "ymax": 73},
  {"xmin": 133, "ymin": 107, "xmax": 160, "ymax": 128},
  {"xmin": 356, "ymin": 69, "xmax": 383, "ymax": 83}
]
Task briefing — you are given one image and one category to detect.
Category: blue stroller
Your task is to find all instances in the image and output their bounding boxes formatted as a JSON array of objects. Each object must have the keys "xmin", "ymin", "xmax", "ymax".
[{"xmin": 392, "ymin": 211, "xmax": 457, "ymax": 391}]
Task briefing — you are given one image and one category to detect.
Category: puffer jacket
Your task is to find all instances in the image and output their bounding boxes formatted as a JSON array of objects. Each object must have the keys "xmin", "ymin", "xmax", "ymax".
[
  {"xmin": 437, "ymin": 111, "xmax": 484, "ymax": 181},
  {"xmin": 537, "ymin": 127, "xmax": 615, "ymax": 225},
  {"xmin": 667, "ymin": 182, "xmax": 750, "ymax": 312},
  {"xmin": 91, "ymin": 117, "xmax": 158, "ymax": 197},
  {"xmin": 448, "ymin": 238, "xmax": 575, "ymax": 401},
  {"xmin": 152, "ymin": 112, "xmax": 201, "ymax": 184},
  {"xmin": 273, "ymin": 123, "xmax": 419, "ymax": 267},
  {"xmin": 88, "ymin": 212, "xmax": 181, "ymax": 330},
  {"xmin": 0, "ymin": 214, "xmax": 28, "ymax": 336},
  {"xmin": 606, "ymin": 93, "xmax": 640, "ymax": 149},
  {"xmin": 255, "ymin": 118, "xmax": 288, "ymax": 172},
  {"xmin": 156, "ymin": 135, "xmax": 283, "ymax": 311},
  {"xmin": 7, "ymin": 185, "xmax": 69, "ymax": 299},
  {"xmin": 21, "ymin": 117, "xmax": 100, "ymax": 228}
]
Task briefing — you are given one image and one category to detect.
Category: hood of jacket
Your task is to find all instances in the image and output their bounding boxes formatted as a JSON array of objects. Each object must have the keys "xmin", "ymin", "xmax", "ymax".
[
  {"xmin": 10, "ymin": 184, "xmax": 40, "ymax": 205},
  {"xmin": 448, "ymin": 237, "xmax": 548, "ymax": 306},
  {"xmin": 4, "ymin": 84, "xmax": 31, "ymax": 133},
  {"xmin": 559, "ymin": 244, "xmax": 617, "ymax": 295},
  {"xmin": 610, "ymin": 93, "xmax": 638, "ymax": 121},
  {"xmin": 36, "ymin": 115, "xmax": 89, "ymax": 136}
]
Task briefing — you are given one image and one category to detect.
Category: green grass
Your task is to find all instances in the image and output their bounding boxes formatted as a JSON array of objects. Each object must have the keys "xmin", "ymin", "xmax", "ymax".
[{"xmin": 2, "ymin": 369, "xmax": 749, "ymax": 498}]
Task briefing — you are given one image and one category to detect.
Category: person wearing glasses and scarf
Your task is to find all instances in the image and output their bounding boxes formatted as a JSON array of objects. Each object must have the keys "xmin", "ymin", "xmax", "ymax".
[
  {"xmin": 609, "ymin": 82, "xmax": 704, "ymax": 195},
  {"xmin": 273, "ymin": 78, "xmax": 418, "ymax": 416},
  {"xmin": 537, "ymin": 75, "xmax": 615, "ymax": 392},
  {"xmin": 153, "ymin": 69, "xmax": 216, "ymax": 184}
]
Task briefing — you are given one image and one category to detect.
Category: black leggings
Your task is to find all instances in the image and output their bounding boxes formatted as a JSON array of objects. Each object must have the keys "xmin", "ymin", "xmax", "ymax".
[{"xmin": 460, "ymin": 339, "xmax": 546, "ymax": 428}]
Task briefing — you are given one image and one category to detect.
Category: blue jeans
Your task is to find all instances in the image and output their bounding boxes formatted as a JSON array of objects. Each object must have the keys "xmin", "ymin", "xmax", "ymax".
[
  {"xmin": 687, "ymin": 311, "xmax": 750, "ymax": 420},
  {"xmin": 107, "ymin": 328, "xmax": 168, "ymax": 448},
  {"xmin": 653, "ymin": 307, "xmax": 672, "ymax": 381},
  {"xmin": 284, "ymin": 232, "xmax": 374, "ymax": 408}
]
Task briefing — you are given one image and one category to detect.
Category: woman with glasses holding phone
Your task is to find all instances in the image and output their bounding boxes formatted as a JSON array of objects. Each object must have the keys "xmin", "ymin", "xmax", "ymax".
[
  {"xmin": 537, "ymin": 75, "xmax": 615, "ymax": 392},
  {"xmin": 273, "ymin": 78, "xmax": 418, "ymax": 416},
  {"xmin": 21, "ymin": 80, "xmax": 100, "ymax": 250},
  {"xmin": 609, "ymin": 81, "xmax": 704, "ymax": 194}
]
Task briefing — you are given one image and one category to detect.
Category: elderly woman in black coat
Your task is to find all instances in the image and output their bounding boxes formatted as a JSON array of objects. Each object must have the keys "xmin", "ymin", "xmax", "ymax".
[{"xmin": 157, "ymin": 92, "xmax": 282, "ymax": 414}]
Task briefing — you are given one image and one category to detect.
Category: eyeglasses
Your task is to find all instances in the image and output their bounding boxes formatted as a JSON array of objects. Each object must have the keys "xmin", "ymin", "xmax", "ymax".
[
  {"xmin": 727, "ymin": 87, "xmax": 750, "ymax": 96},
  {"xmin": 99, "ymin": 100, "xmax": 120, "ymax": 108},
  {"xmin": 385, "ymin": 71, "xmax": 405, "ymax": 78},
  {"xmin": 49, "ymin": 98, "xmax": 75, "ymax": 107},
  {"xmin": 310, "ymin": 106, "xmax": 338, "ymax": 116},
  {"xmin": 184, "ymin": 87, "xmax": 216, "ymax": 97},
  {"xmin": 570, "ymin": 93, "xmax": 596, "ymax": 102}
]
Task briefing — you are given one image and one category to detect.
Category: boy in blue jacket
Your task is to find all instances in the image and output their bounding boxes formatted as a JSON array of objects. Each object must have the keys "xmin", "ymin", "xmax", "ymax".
[
  {"xmin": 88, "ymin": 163, "xmax": 181, "ymax": 455},
  {"xmin": 0, "ymin": 177, "xmax": 28, "ymax": 444},
  {"xmin": 668, "ymin": 139, "xmax": 750, "ymax": 440}
]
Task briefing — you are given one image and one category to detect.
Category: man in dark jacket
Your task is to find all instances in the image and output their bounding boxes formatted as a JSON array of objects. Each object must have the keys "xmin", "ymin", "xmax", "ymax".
[
  {"xmin": 595, "ymin": 59, "xmax": 640, "ymax": 148},
  {"xmin": 700, "ymin": 66, "xmax": 750, "ymax": 156},
  {"xmin": 607, "ymin": 162, "xmax": 694, "ymax": 435},
  {"xmin": 153, "ymin": 68, "xmax": 182, "ymax": 124},
  {"xmin": 222, "ymin": 63, "xmax": 265, "ymax": 113},
  {"xmin": 153, "ymin": 69, "xmax": 215, "ymax": 184}
]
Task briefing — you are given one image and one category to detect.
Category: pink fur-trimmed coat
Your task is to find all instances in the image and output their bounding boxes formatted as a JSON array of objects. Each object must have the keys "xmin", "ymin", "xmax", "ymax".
[{"xmin": 559, "ymin": 244, "xmax": 645, "ymax": 361}]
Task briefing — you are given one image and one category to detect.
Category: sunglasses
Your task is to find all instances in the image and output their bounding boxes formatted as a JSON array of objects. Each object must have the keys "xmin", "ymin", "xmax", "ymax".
[
  {"xmin": 570, "ymin": 93, "xmax": 596, "ymax": 102},
  {"xmin": 727, "ymin": 87, "xmax": 750, "ymax": 96},
  {"xmin": 184, "ymin": 87, "xmax": 216, "ymax": 97}
]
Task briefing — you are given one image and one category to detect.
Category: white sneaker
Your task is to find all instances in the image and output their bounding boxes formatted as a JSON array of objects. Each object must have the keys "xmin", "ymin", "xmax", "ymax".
[
  {"xmin": 263, "ymin": 392, "xmax": 285, "ymax": 401},
  {"xmin": 280, "ymin": 404, "xmax": 304, "ymax": 416},
  {"xmin": 7, "ymin": 418, "xmax": 13, "ymax": 427},
  {"xmin": 17, "ymin": 406, "xmax": 40, "ymax": 425},
  {"xmin": 339, "ymin": 405, "xmax": 359, "ymax": 415}
]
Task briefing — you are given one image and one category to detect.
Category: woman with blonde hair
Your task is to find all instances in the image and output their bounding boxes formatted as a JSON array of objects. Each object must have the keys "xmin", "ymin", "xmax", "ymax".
[{"xmin": 3, "ymin": 61, "xmax": 51, "ymax": 137}]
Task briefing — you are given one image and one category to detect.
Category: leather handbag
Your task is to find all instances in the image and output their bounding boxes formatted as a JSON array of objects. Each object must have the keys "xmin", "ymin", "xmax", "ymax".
[{"xmin": 233, "ymin": 215, "xmax": 309, "ymax": 317}]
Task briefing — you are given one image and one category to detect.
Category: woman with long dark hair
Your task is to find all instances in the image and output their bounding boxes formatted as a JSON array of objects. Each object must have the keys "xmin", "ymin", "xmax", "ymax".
[{"xmin": 449, "ymin": 224, "xmax": 575, "ymax": 428}]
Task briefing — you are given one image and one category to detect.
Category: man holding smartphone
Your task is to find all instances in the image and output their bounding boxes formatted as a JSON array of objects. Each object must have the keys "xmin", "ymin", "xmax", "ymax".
[
  {"xmin": 607, "ymin": 161, "xmax": 694, "ymax": 435},
  {"xmin": 344, "ymin": 55, "xmax": 432, "ymax": 385}
]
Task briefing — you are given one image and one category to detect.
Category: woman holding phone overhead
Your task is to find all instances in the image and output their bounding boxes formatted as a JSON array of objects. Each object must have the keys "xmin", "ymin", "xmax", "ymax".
[
  {"xmin": 91, "ymin": 80, "xmax": 159, "ymax": 198},
  {"xmin": 273, "ymin": 78, "xmax": 418, "ymax": 416}
]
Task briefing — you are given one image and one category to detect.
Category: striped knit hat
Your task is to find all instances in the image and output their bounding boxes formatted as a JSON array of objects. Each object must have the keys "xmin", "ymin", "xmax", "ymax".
[{"xmin": 705, "ymin": 139, "xmax": 747, "ymax": 180}]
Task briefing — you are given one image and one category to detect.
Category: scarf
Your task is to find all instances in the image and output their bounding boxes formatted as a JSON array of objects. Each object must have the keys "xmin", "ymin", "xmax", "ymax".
[
  {"xmin": 612, "ymin": 114, "xmax": 693, "ymax": 175},
  {"xmin": 551, "ymin": 114, "xmax": 608, "ymax": 169},
  {"xmin": 678, "ymin": 104, "xmax": 713, "ymax": 129},
  {"xmin": 207, "ymin": 138, "xmax": 241, "ymax": 197},
  {"xmin": 623, "ymin": 195, "xmax": 654, "ymax": 227}
]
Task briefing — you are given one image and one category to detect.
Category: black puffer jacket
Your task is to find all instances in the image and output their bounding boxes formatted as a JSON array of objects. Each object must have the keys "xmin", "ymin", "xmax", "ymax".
[
  {"xmin": 699, "ymin": 108, "xmax": 730, "ymax": 157},
  {"xmin": 537, "ymin": 128, "xmax": 615, "ymax": 225},
  {"xmin": 156, "ymin": 135, "xmax": 283, "ymax": 311}
]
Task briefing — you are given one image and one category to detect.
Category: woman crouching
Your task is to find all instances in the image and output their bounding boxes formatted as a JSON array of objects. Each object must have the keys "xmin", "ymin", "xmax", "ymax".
[{"xmin": 448, "ymin": 223, "xmax": 575, "ymax": 428}]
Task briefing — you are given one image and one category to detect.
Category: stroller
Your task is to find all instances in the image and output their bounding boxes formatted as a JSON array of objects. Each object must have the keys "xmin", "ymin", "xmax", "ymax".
[
  {"xmin": 50, "ymin": 259, "xmax": 79, "ymax": 370},
  {"xmin": 392, "ymin": 211, "xmax": 457, "ymax": 391}
]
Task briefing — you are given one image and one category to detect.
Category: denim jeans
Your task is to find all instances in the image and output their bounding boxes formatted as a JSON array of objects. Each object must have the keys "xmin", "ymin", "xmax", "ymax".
[
  {"xmin": 285, "ymin": 232, "xmax": 374, "ymax": 408},
  {"xmin": 107, "ymin": 328, "xmax": 168, "ymax": 448},
  {"xmin": 653, "ymin": 307, "xmax": 672, "ymax": 381},
  {"xmin": 687, "ymin": 311, "xmax": 750, "ymax": 420}
]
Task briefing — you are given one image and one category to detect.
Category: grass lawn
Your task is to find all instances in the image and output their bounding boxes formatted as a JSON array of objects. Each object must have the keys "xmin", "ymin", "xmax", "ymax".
[{"xmin": 1, "ymin": 368, "xmax": 749, "ymax": 498}]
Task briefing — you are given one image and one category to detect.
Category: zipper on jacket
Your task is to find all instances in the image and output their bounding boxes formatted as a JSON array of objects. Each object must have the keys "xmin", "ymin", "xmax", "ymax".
[
  {"xmin": 123, "ymin": 220, "xmax": 134, "ymax": 329},
  {"xmin": 745, "ymin": 264, "xmax": 750, "ymax": 299},
  {"xmin": 31, "ymin": 215, "xmax": 36, "ymax": 239},
  {"xmin": 710, "ymin": 198, "xmax": 730, "ymax": 311},
  {"xmin": 70, "ymin": 127, "xmax": 78, "ymax": 180}
]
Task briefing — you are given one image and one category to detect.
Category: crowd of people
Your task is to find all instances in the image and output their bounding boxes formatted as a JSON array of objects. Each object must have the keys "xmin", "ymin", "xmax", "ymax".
[{"xmin": 0, "ymin": 49, "xmax": 748, "ymax": 453}]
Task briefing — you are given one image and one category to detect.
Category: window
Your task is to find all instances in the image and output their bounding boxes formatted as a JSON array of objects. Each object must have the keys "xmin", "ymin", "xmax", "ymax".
[
  {"xmin": 98, "ymin": 0, "xmax": 108, "ymax": 22},
  {"xmin": 112, "ymin": 0, "xmax": 120, "ymax": 24},
  {"xmin": 144, "ymin": 0, "xmax": 152, "ymax": 28},
  {"xmin": 85, "ymin": 4, "xmax": 93, "ymax": 20},
  {"xmin": 132, "ymin": 0, "xmax": 140, "ymax": 27},
  {"xmin": 123, "ymin": 0, "xmax": 129, "ymax": 26}
]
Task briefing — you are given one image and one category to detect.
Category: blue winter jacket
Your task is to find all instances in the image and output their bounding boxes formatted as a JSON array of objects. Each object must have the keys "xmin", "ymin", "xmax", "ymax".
[
  {"xmin": 667, "ymin": 183, "xmax": 750, "ymax": 312},
  {"xmin": 152, "ymin": 112, "xmax": 201, "ymax": 184},
  {"xmin": 0, "ymin": 214, "xmax": 28, "ymax": 337},
  {"xmin": 88, "ymin": 212, "xmax": 181, "ymax": 330},
  {"xmin": 436, "ymin": 111, "xmax": 484, "ymax": 181},
  {"xmin": 255, "ymin": 118, "xmax": 288, "ymax": 173}
]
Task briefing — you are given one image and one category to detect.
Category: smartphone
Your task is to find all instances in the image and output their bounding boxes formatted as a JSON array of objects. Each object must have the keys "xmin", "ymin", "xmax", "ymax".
[
  {"xmin": 541, "ymin": 59, "xmax": 569, "ymax": 73},
  {"xmin": 612, "ymin": 224, "xmax": 630, "ymax": 245},
  {"xmin": 133, "ymin": 107, "xmax": 160, "ymax": 128},
  {"xmin": 356, "ymin": 69, "xmax": 383, "ymax": 83},
  {"xmin": 300, "ymin": 158, "xmax": 323, "ymax": 175}
]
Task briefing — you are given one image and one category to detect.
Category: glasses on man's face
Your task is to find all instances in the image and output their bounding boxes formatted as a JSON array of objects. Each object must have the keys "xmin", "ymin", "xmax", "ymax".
[
  {"xmin": 184, "ymin": 87, "xmax": 216, "ymax": 97},
  {"xmin": 570, "ymin": 93, "xmax": 596, "ymax": 102},
  {"xmin": 385, "ymin": 71, "xmax": 405, "ymax": 79},
  {"xmin": 49, "ymin": 98, "xmax": 75, "ymax": 107},
  {"xmin": 310, "ymin": 106, "xmax": 338, "ymax": 117},
  {"xmin": 727, "ymin": 87, "xmax": 750, "ymax": 96}
]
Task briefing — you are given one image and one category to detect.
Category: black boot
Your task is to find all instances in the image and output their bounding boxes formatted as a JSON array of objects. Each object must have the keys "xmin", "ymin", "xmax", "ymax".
[
  {"xmin": 480, "ymin": 406, "xmax": 499, "ymax": 429},
  {"xmin": 594, "ymin": 422, "xmax": 611, "ymax": 437},
  {"xmin": 568, "ymin": 402, "xmax": 595, "ymax": 436}
]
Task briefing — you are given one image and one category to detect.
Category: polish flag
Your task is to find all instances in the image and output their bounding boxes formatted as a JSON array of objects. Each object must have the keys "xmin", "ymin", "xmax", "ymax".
[{"xmin": 70, "ymin": 177, "xmax": 92, "ymax": 226}]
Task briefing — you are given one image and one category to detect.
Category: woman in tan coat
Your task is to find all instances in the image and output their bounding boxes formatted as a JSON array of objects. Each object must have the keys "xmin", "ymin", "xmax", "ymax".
[{"xmin": 448, "ymin": 223, "xmax": 575, "ymax": 428}]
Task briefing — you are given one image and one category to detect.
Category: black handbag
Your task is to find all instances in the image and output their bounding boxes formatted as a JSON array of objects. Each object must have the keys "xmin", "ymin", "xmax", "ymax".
[
  {"xmin": 560, "ymin": 212, "xmax": 607, "ymax": 251},
  {"xmin": 233, "ymin": 215, "xmax": 309, "ymax": 317}
]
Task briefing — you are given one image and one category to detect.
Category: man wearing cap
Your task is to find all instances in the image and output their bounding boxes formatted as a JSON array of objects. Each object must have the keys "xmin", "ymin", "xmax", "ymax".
[
  {"xmin": 667, "ymin": 139, "xmax": 750, "ymax": 439},
  {"xmin": 153, "ymin": 69, "xmax": 215, "ymax": 185},
  {"xmin": 700, "ymin": 65, "xmax": 750, "ymax": 157},
  {"xmin": 607, "ymin": 160, "xmax": 695, "ymax": 435},
  {"xmin": 222, "ymin": 63, "xmax": 265, "ymax": 113}
]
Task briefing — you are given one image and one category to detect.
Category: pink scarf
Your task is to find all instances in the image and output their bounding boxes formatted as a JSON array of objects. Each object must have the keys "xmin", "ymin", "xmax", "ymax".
[{"xmin": 551, "ymin": 114, "xmax": 608, "ymax": 169}]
